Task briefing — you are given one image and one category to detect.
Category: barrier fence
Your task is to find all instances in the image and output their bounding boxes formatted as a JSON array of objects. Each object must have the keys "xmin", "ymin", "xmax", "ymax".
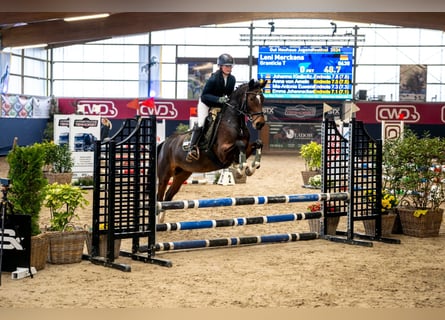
[
  {"xmin": 90, "ymin": 116, "xmax": 399, "ymax": 271},
  {"xmin": 157, "ymin": 192, "xmax": 349, "ymax": 211}
]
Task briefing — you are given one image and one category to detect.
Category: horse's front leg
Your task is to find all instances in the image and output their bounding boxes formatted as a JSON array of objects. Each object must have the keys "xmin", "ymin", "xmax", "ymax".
[
  {"xmin": 244, "ymin": 139, "xmax": 263, "ymax": 176},
  {"xmin": 246, "ymin": 139, "xmax": 263, "ymax": 158},
  {"xmin": 235, "ymin": 139, "xmax": 263, "ymax": 176}
]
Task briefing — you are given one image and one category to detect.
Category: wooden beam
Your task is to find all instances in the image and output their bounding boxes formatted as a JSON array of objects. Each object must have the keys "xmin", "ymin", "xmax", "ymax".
[
  {"xmin": 2, "ymin": 12, "xmax": 254, "ymax": 48},
  {"xmin": 0, "ymin": 12, "xmax": 98, "ymax": 25},
  {"xmin": 1, "ymin": 12, "xmax": 445, "ymax": 49}
]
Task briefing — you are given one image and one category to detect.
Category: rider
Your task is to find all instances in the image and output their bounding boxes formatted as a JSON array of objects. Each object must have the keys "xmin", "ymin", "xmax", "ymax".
[{"xmin": 186, "ymin": 53, "xmax": 236, "ymax": 162}]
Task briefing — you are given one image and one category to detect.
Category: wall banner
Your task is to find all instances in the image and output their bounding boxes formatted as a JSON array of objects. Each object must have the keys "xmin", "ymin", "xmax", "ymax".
[
  {"xmin": 1, "ymin": 94, "xmax": 52, "ymax": 118},
  {"xmin": 53, "ymin": 114, "xmax": 101, "ymax": 181},
  {"xmin": 399, "ymin": 64, "xmax": 427, "ymax": 102}
]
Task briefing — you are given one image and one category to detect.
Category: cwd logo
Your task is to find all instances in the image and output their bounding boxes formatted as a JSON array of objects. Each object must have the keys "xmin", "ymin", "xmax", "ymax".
[
  {"xmin": 76, "ymin": 100, "xmax": 119, "ymax": 117},
  {"xmin": 383, "ymin": 122, "xmax": 403, "ymax": 140},
  {"xmin": 1, "ymin": 229, "xmax": 24, "ymax": 250},
  {"xmin": 376, "ymin": 105, "xmax": 420, "ymax": 123},
  {"xmin": 138, "ymin": 102, "xmax": 178, "ymax": 119}
]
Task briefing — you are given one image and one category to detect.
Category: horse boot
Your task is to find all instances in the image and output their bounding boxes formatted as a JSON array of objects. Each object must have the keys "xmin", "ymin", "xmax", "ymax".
[{"xmin": 186, "ymin": 125, "xmax": 203, "ymax": 162}]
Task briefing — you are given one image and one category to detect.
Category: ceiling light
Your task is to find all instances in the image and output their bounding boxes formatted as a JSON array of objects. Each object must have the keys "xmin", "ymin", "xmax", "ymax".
[
  {"xmin": 13, "ymin": 43, "xmax": 47, "ymax": 50},
  {"xmin": 64, "ymin": 13, "xmax": 110, "ymax": 22}
]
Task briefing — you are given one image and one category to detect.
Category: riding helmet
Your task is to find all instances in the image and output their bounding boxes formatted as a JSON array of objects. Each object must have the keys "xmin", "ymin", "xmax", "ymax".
[{"xmin": 217, "ymin": 53, "xmax": 235, "ymax": 66}]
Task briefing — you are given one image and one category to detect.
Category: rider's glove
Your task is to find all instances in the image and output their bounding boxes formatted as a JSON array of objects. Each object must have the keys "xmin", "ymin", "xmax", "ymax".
[{"xmin": 218, "ymin": 96, "xmax": 229, "ymax": 104}]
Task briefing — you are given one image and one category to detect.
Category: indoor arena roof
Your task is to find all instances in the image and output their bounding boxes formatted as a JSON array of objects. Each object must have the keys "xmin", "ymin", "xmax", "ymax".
[{"xmin": 1, "ymin": 12, "xmax": 445, "ymax": 49}]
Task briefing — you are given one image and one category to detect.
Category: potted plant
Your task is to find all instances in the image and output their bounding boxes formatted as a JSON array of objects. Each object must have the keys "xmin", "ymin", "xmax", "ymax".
[
  {"xmin": 42, "ymin": 141, "xmax": 74, "ymax": 184},
  {"xmin": 362, "ymin": 189, "xmax": 399, "ymax": 236},
  {"xmin": 43, "ymin": 182, "xmax": 89, "ymax": 263},
  {"xmin": 307, "ymin": 174, "xmax": 321, "ymax": 189},
  {"xmin": 306, "ymin": 201, "xmax": 340, "ymax": 235},
  {"xmin": 299, "ymin": 141, "xmax": 322, "ymax": 185},
  {"xmin": 85, "ymin": 222, "xmax": 121, "ymax": 259},
  {"xmin": 383, "ymin": 129, "xmax": 445, "ymax": 237},
  {"xmin": 6, "ymin": 143, "xmax": 49, "ymax": 270}
]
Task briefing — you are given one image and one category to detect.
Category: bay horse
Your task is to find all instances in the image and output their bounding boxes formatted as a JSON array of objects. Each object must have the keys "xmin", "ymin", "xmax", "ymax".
[{"xmin": 157, "ymin": 79, "xmax": 267, "ymax": 208}]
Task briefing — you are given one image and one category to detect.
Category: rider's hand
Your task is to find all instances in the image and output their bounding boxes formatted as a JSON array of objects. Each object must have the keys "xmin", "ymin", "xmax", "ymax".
[{"xmin": 218, "ymin": 96, "xmax": 229, "ymax": 104}]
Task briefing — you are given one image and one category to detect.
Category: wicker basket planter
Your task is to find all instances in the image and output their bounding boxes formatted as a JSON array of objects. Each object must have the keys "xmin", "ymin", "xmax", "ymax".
[
  {"xmin": 86, "ymin": 232, "xmax": 121, "ymax": 259},
  {"xmin": 301, "ymin": 170, "xmax": 320, "ymax": 185},
  {"xmin": 30, "ymin": 233, "xmax": 49, "ymax": 270},
  {"xmin": 397, "ymin": 207, "xmax": 444, "ymax": 238},
  {"xmin": 391, "ymin": 210, "xmax": 404, "ymax": 234},
  {"xmin": 47, "ymin": 230, "xmax": 87, "ymax": 264},
  {"xmin": 308, "ymin": 216, "xmax": 340, "ymax": 235},
  {"xmin": 43, "ymin": 172, "xmax": 73, "ymax": 184},
  {"xmin": 363, "ymin": 212, "xmax": 397, "ymax": 236}
]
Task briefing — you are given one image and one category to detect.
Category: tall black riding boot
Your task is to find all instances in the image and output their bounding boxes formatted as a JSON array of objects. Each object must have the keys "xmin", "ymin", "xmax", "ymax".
[{"xmin": 186, "ymin": 126, "xmax": 203, "ymax": 162}]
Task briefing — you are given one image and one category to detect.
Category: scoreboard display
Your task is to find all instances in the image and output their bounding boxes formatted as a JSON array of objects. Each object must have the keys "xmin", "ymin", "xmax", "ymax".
[{"xmin": 258, "ymin": 45, "xmax": 354, "ymax": 100}]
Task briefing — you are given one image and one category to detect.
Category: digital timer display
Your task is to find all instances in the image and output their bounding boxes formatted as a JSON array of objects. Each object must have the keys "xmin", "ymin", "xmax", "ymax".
[{"xmin": 258, "ymin": 46, "xmax": 354, "ymax": 100}]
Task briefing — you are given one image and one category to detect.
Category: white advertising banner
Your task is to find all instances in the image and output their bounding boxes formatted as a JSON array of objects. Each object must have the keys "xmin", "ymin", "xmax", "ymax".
[
  {"xmin": 53, "ymin": 114, "xmax": 101, "ymax": 181},
  {"xmin": 53, "ymin": 114, "xmax": 71, "ymax": 145},
  {"xmin": 69, "ymin": 115, "xmax": 101, "ymax": 180}
]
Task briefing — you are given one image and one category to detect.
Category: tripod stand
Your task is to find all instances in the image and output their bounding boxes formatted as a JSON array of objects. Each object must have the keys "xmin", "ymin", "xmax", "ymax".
[{"xmin": 0, "ymin": 178, "xmax": 14, "ymax": 286}]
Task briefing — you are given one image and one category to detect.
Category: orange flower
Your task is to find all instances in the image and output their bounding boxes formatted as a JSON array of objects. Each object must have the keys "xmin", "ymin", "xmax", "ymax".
[{"xmin": 307, "ymin": 202, "xmax": 321, "ymax": 212}]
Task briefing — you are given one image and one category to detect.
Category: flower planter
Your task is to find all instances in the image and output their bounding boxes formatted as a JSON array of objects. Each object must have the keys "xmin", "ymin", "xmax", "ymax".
[
  {"xmin": 397, "ymin": 207, "xmax": 443, "ymax": 238},
  {"xmin": 47, "ymin": 230, "xmax": 87, "ymax": 264},
  {"xmin": 86, "ymin": 232, "xmax": 121, "ymax": 259},
  {"xmin": 30, "ymin": 233, "xmax": 49, "ymax": 271},
  {"xmin": 308, "ymin": 216, "xmax": 340, "ymax": 235},
  {"xmin": 301, "ymin": 170, "xmax": 319, "ymax": 186},
  {"xmin": 99, "ymin": 235, "xmax": 121, "ymax": 259},
  {"xmin": 43, "ymin": 172, "xmax": 73, "ymax": 184},
  {"xmin": 363, "ymin": 213, "xmax": 397, "ymax": 236},
  {"xmin": 391, "ymin": 210, "xmax": 404, "ymax": 234}
]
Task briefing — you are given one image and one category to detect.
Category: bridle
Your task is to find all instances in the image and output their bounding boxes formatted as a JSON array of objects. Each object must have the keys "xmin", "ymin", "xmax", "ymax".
[{"xmin": 226, "ymin": 88, "xmax": 265, "ymax": 123}]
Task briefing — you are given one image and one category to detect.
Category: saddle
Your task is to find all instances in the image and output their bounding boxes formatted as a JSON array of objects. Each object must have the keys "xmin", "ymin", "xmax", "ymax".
[{"xmin": 183, "ymin": 107, "xmax": 222, "ymax": 153}]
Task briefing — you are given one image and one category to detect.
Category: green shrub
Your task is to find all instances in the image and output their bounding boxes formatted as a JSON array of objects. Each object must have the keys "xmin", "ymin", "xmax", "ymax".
[
  {"xmin": 41, "ymin": 141, "xmax": 73, "ymax": 173},
  {"xmin": 43, "ymin": 183, "xmax": 89, "ymax": 231},
  {"xmin": 383, "ymin": 129, "xmax": 445, "ymax": 210},
  {"xmin": 7, "ymin": 144, "xmax": 47, "ymax": 236},
  {"xmin": 300, "ymin": 141, "xmax": 322, "ymax": 171}
]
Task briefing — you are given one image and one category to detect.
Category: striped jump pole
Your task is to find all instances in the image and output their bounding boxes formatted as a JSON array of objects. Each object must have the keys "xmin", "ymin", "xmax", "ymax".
[
  {"xmin": 157, "ymin": 192, "xmax": 349, "ymax": 211},
  {"xmin": 156, "ymin": 211, "xmax": 322, "ymax": 232},
  {"xmin": 154, "ymin": 232, "xmax": 319, "ymax": 252}
]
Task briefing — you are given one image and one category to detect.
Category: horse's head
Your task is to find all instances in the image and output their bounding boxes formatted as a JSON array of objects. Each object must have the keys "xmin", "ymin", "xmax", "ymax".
[{"xmin": 243, "ymin": 79, "xmax": 267, "ymax": 130}]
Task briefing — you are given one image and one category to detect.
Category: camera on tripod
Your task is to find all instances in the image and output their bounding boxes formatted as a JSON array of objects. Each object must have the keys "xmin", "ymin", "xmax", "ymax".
[{"xmin": 0, "ymin": 178, "xmax": 11, "ymax": 187}]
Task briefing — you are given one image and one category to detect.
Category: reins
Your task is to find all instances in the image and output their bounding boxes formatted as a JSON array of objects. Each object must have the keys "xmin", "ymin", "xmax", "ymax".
[{"xmin": 225, "ymin": 89, "xmax": 264, "ymax": 122}]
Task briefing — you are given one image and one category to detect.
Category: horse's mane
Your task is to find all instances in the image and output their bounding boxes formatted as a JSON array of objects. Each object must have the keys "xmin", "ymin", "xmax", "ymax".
[
  {"xmin": 231, "ymin": 83, "xmax": 247, "ymax": 100},
  {"xmin": 231, "ymin": 80, "xmax": 262, "ymax": 100}
]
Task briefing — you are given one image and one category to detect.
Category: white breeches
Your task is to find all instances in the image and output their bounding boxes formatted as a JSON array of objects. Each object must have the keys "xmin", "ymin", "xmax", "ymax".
[{"xmin": 197, "ymin": 98, "xmax": 209, "ymax": 127}]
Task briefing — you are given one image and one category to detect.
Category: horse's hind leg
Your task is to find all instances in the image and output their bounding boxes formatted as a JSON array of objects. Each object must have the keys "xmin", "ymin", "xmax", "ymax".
[{"xmin": 164, "ymin": 171, "xmax": 192, "ymax": 201}]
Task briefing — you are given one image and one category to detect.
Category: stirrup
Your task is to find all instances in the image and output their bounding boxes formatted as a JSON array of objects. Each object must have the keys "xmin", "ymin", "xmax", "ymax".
[{"xmin": 186, "ymin": 147, "xmax": 200, "ymax": 162}]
